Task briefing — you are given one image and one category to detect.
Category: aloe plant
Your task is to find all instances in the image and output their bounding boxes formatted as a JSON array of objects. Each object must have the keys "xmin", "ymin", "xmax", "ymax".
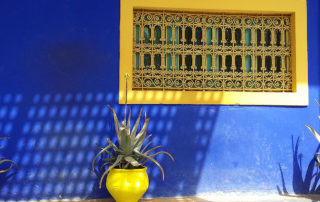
[
  {"xmin": 92, "ymin": 105, "xmax": 174, "ymax": 189},
  {"xmin": 0, "ymin": 137, "xmax": 18, "ymax": 173},
  {"xmin": 306, "ymin": 100, "xmax": 320, "ymax": 167}
]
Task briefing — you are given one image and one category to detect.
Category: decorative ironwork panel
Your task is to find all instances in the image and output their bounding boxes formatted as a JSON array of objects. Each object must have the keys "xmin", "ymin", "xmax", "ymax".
[{"xmin": 132, "ymin": 9, "xmax": 292, "ymax": 92}]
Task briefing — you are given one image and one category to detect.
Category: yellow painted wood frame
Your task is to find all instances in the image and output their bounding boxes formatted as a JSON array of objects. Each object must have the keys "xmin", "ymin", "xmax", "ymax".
[{"xmin": 119, "ymin": 0, "xmax": 308, "ymax": 106}]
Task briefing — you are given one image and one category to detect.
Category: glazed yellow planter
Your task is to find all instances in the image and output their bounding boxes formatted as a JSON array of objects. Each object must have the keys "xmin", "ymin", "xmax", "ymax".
[{"xmin": 106, "ymin": 167, "xmax": 149, "ymax": 202}]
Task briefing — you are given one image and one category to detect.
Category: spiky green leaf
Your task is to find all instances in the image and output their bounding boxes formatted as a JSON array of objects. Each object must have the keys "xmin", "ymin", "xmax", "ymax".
[
  {"xmin": 134, "ymin": 118, "xmax": 149, "ymax": 151},
  {"xmin": 134, "ymin": 150, "xmax": 165, "ymax": 181},
  {"xmin": 107, "ymin": 105, "xmax": 120, "ymax": 143},
  {"xmin": 0, "ymin": 165, "xmax": 12, "ymax": 174},
  {"xmin": 141, "ymin": 151, "xmax": 174, "ymax": 166},
  {"xmin": 100, "ymin": 158, "xmax": 117, "ymax": 170},
  {"xmin": 124, "ymin": 156, "xmax": 141, "ymax": 167},
  {"xmin": 100, "ymin": 147, "xmax": 114, "ymax": 158},
  {"xmin": 124, "ymin": 162, "xmax": 130, "ymax": 169},
  {"xmin": 131, "ymin": 108, "xmax": 143, "ymax": 139},
  {"xmin": 150, "ymin": 151, "xmax": 175, "ymax": 161},
  {"xmin": 91, "ymin": 144, "xmax": 112, "ymax": 173},
  {"xmin": 102, "ymin": 157, "xmax": 115, "ymax": 162},
  {"xmin": 99, "ymin": 155, "xmax": 123, "ymax": 189},
  {"xmin": 144, "ymin": 145, "xmax": 161, "ymax": 156},
  {"xmin": 0, "ymin": 159, "xmax": 18, "ymax": 173},
  {"xmin": 100, "ymin": 161, "xmax": 112, "ymax": 170},
  {"xmin": 106, "ymin": 138, "xmax": 120, "ymax": 153},
  {"xmin": 144, "ymin": 134, "xmax": 152, "ymax": 143},
  {"xmin": 141, "ymin": 140, "xmax": 153, "ymax": 154},
  {"xmin": 306, "ymin": 125, "xmax": 320, "ymax": 143},
  {"xmin": 119, "ymin": 127, "xmax": 132, "ymax": 154}
]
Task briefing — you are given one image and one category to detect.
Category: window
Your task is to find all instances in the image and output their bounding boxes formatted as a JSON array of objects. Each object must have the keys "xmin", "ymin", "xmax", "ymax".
[
  {"xmin": 133, "ymin": 10, "xmax": 292, "ymax": 92},
  {"xmin": 120, "ymin": 0, "xmax": 308, "ymax": 105}
]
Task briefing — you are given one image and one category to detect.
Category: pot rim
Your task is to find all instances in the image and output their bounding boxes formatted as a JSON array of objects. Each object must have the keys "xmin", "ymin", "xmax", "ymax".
[{"xmin": 110, "ymin": 166, "xmax": 147, "ymax": 172}]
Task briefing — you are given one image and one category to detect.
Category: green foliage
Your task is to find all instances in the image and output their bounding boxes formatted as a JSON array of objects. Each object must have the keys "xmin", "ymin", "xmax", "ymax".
[
  {"xmin": 92, "ymin": 105, "xmax": 174, "ymax": 189},
  {"xmin": 0, "ymin": 137, "xmax": 18, "ymax": 173},
  {"xmin": 306, "ymin": 100, "xmax": 320, "ymax": 167}
]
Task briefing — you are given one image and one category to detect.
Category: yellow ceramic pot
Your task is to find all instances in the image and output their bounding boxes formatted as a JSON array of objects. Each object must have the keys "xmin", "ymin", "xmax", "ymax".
[{"xmin": 106, "ymin": 167, "xmax": 149, "ymax": 202}]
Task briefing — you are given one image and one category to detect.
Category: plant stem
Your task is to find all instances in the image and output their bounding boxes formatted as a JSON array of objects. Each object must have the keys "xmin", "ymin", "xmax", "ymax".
[{"xmin": 124, "ymin": 73, "xmax": 129, "ymax": 123}]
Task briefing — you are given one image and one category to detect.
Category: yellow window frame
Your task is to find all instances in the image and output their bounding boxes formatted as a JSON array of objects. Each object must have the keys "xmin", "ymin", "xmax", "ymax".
[{"xmin": 119, "ymin": 0, "xmax": 308, "ymax": 106}]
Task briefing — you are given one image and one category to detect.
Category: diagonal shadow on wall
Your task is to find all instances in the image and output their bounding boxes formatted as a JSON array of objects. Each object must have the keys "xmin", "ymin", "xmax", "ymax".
[{"xmin": 145, "ymin": 103, "xmax": 222, "ymax": 197}]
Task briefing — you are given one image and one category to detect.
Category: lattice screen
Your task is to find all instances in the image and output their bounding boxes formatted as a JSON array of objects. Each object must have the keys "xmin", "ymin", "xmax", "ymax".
[{"xmin": 132, "ymin": 9, "xmax": 292, "ymax": 92}]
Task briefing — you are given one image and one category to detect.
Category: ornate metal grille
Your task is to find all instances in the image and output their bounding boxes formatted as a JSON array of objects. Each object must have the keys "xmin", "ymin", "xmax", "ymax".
[{"xmin": 132, "ymin": 9, "xmax": 292, "ymax": 92}]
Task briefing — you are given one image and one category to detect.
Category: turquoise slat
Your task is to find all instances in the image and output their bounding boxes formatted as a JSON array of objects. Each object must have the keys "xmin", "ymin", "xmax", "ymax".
[
  {"xmin": 207, "ymin": 55, "xmax": 212, "ymax": 71},
  {"xmin": 215, "ymin": 28, "xmax": 218, "ymax": 46},
  {"xmin": 175, "ymin": 27, "xmax": 179, "ymax": 45},
  {"xmin": 167, "ymin": 54, "xmax": 172, "ymax": 70},
  {"xmin": 245, "ymin": 29, "xmax": 251, "ymax": 46},
  {"xmin": 206, "ymin": 28, "xmax": 212, "ymax": 45},
  {"xmin": 167, "ymin": 26, "xmax": 172, "ymax": 45},
  {"xmin": 245, "ymin": 55, "xmax": 251, "ymax": 72},
  {"xmin": 175, "ymin": 54, "xmax": 179, "ymax": 70},
  {"xmin": 136, "ymin": 25, "xmax": 139, "ymax": 44},
  {"xmin": 136, "ymin": 53, "xmax": 139, "ymax": 70}
]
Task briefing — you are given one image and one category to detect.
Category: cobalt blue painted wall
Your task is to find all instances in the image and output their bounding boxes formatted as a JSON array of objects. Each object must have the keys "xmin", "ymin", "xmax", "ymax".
[{"xmin": 0, "ymin": 0, "xmax": 319, "ymax": 200}]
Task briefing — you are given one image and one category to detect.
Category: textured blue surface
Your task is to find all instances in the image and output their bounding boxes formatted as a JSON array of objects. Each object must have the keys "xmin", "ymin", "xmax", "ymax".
[{"xmin": 0, "ymin": 0, "xmax": 319, "ymax": 200}]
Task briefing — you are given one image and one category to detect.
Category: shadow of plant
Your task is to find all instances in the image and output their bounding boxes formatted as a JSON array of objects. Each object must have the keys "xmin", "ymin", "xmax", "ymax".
[{"xmin": 277, "ymin": 136, "xmax": 320, "ymax": 195}]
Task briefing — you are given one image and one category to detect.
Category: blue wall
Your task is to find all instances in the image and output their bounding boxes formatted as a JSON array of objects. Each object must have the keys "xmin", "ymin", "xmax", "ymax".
[{"xmin": 0, "ymin": 0, "xmax": 319, "ymax": 200}]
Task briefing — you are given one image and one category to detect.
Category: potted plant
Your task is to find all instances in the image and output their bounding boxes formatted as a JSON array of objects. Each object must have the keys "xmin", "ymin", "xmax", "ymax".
[
  {"xmin": 91, "ymin": 75, "xmax": 174, "ymax": 202},
  {"xmin": 0, "ymin": 137, "xmax": 18, "ymax": 173}
]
